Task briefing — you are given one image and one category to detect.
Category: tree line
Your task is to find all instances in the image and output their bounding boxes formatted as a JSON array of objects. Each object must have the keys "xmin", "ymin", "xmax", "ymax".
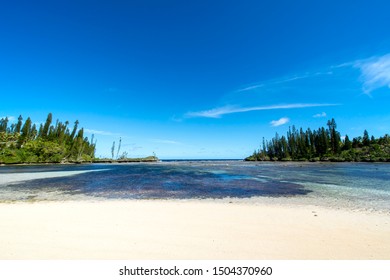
[
  {"xmin": 246, "ymin": 119, "xmax": 390, "ymax": 162},
  {"xmin": 0, "ymin": 113, "xmax": 96, "ymax": 164}
]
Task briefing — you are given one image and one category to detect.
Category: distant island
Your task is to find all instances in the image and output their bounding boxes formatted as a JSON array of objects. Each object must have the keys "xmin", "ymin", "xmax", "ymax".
[
  {"xmin": 93, "ymin": 156, "xmax": 159, "ymax": 163},
  {"xmin": 0, "ymin": 113, "xmax": 158, "ymax": 164},
  {"xmin": 245, "ymin": 119, "xmax": 390, "ymax": 162}
]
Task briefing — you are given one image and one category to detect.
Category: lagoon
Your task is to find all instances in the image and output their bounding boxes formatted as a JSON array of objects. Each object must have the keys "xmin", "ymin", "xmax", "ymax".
[{"xmin": 0, "ymin": 161, "xmax": 389, "ymax": 213}]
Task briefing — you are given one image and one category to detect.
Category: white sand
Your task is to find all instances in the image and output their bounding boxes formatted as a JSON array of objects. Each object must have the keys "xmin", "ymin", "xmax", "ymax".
[
  {"xmin": 0, "ymin": 199, "xmax": 389, "ymax": 260},
  {"xmin": 0, "ymin": 169, "xmax": 108, "ymax": 185}
]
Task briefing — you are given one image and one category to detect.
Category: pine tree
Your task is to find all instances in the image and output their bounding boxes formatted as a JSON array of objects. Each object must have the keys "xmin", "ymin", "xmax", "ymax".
[
  {"xmin": 111, "ymin": 141, "xmax": 115, "ymax": 159},
  {"xmin": 18, "ymin": 117, "xmax": 32, "ymax": 146},
  {"xmin": 318, "ymin": 127, "xmax": 329, "ymax": 156},
  {"xmin": 246, "ymin": 119, "xmax": 390, "ymax": 162},
  {"xmin": 116, "ymin": 137, "xmax": 122, "ymax": 159},
  {"xmin": 76, "ymin": 128, "xmax": 85, "ymax": 161},
  {"xmin": 31, "ymin": 124, "xmax": 38, "ymax": 139},
  {"xmin": 327, "ymin": 118, "xmax": 340, "ymax": 155},
  {"xmin": 343, "ymin": 135, "xmax": 352, "ymax": 150},
  {"xmin": 69, "ymin": 120, "xmax": 79, "ymax": 141},
  {"xmin": 0, "ymin": 113, "xmax": 95, "ymax": 163},
  {"xmin": 15, "ymin": 115, "xmax": 23, "ymax": 133},
  {"xmin": 41, "ymin": 113, "xmax": 52, "ymax": 138},
  {"xmin": 0, "ymin": 117, "xmax": 8, "ymax": 133},
  {"xmin": 362, "ymin": 130, "xmax": 370, "ymax": 146}
]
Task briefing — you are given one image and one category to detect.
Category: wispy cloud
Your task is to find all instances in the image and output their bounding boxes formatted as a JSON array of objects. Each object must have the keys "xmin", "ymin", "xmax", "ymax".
[
  {"xmin": 186, "ymin": 103, "xmax": 338, "ymax": 118},
  {"xmin": 0, "ymin": 116, "xmax": 16, "ymax": 122},
  {"xmin": 170, "ymin": 115, "xmax": 183, "ymax": 122},
  {"xmin": 354, "ymin": 54, "xmax": 390, "ymax": 94},
  {"xmin": 237, "ymin": 72, "xmax": 333, "ymax": 92},
  {"xmin": 237, "ymin": 84, "xmax": 264, "ymax": 92},
  {"xmin": 313, "ymin": 112, "xmax": 327, "ymax": 118},
  {"xmin": 121, "ymin": 143, "xmax": 143, "ymax": 151},
  {"xmin": 150, "ymin": 139, "xmax": 183, "ymax": 145},
  {"xmin": 270, "ymin": 117, "xmax": 289, "ymax": 127},
  {"xmin": 183, "ymin": 53, "xmax": 389, "ymax": 121},
  {"xmin": 186, "ymin": 106, "xmax": 238, "ymax": 118},
  {"xmin": 84, "ymin": 128, "xmax": 120, "ymax": 136},
  {"xmin": 105, "ymin": 87, "xmax": 119, "ymax": 93}
]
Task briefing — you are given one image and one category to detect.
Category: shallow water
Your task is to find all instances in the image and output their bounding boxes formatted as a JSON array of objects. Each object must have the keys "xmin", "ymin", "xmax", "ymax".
[{"xmin": 0, "ymin": 161, "xmax": 389, "ymax": 212}]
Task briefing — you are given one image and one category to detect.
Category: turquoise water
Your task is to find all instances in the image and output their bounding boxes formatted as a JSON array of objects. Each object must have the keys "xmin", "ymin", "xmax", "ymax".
[{"xmin": 0, "ymin": 161, "xmax": 389, "ymax": 212}]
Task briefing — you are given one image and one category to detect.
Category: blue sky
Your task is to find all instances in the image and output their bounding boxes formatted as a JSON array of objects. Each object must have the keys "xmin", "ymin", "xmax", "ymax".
[{"xmin": 1, "ymin": 0, "xmax": 390, "ymax": 159}]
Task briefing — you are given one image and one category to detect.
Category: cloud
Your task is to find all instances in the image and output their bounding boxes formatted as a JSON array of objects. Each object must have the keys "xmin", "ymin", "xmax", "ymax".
[
  {"xmin": 236, "ymin": 72, "xmax": 333, "ymax": 93},
  {"xmin": 186, "ymin": 103, "xmax": 338, "ymax": 118},
  {"xmin": 0, "ymin": 116, "xmax": 15, "ymax": 122},
  {"xmin": 150, "ymin": 139, "xmax": 183, "ymax": 145},
  {"xmin": 105, "ymin": 87, "xmax": 119, "ymax": 92},
  {"xmin": 84, "ymin": 128, "xmax": 120, "ymax": 136},
  {"xmin": 121, "ymin": 143, "xmax": 143, "ymax": 151},
  {"xmin": 185, "ymin": 106, "xmax": 238, "ymax": 118},
  {"xmin": 129, "ymin": 146, "xmax": 143, "ymax": 151},
  {"xmin": 170, "ymin": 115, "xmax": 183, "ymax": 122},
  {"xmin": 313, "ymin": 112, "xmax": 327, "ymax": 118},
  {"xmin": 237, "ymin": 84, "xmax": 265, "ymax": 92},
  {"xmin": 354, "ymin": 54, "xmax": 390, "ymax": 94},
  {"xmin": 270, "ymin": 117, "xmax": 290, "ymax": 127}
]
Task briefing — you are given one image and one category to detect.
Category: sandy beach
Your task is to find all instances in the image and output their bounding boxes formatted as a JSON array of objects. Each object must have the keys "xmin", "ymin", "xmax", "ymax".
[{"xmin": 0, "ymin": 199, "xmax": 389, "ymax": 260}]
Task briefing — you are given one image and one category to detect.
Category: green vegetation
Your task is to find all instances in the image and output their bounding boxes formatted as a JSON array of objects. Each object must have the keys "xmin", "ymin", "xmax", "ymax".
[
  {"xmin": 0, "ymin": 113, "xmax": 159, "ymax": 164},
  {"xmin": 93, "ymin": 156, "xmax": 159, "ymax": 163},
  {"xmin": 0, "ymin": 113, "xmax": 96, "ymax": 164},
  {"xmin": 103, "ymin": 137, "xmax": 159, "ymax": 163},
  {"xmin": 245, "ymin": 119, "xmax": 390, "ymax": 162}
]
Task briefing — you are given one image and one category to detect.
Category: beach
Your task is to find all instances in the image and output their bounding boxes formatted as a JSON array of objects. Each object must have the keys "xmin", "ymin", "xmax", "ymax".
[{"xmin": 1, "ymin": 199, "xmax": 389, "ymax": 260}]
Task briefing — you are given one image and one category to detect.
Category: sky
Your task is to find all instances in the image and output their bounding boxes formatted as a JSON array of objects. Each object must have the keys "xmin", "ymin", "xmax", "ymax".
[{"xmin": 1, "ymin": 0, "xmax": 390, "ymax": 159}]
